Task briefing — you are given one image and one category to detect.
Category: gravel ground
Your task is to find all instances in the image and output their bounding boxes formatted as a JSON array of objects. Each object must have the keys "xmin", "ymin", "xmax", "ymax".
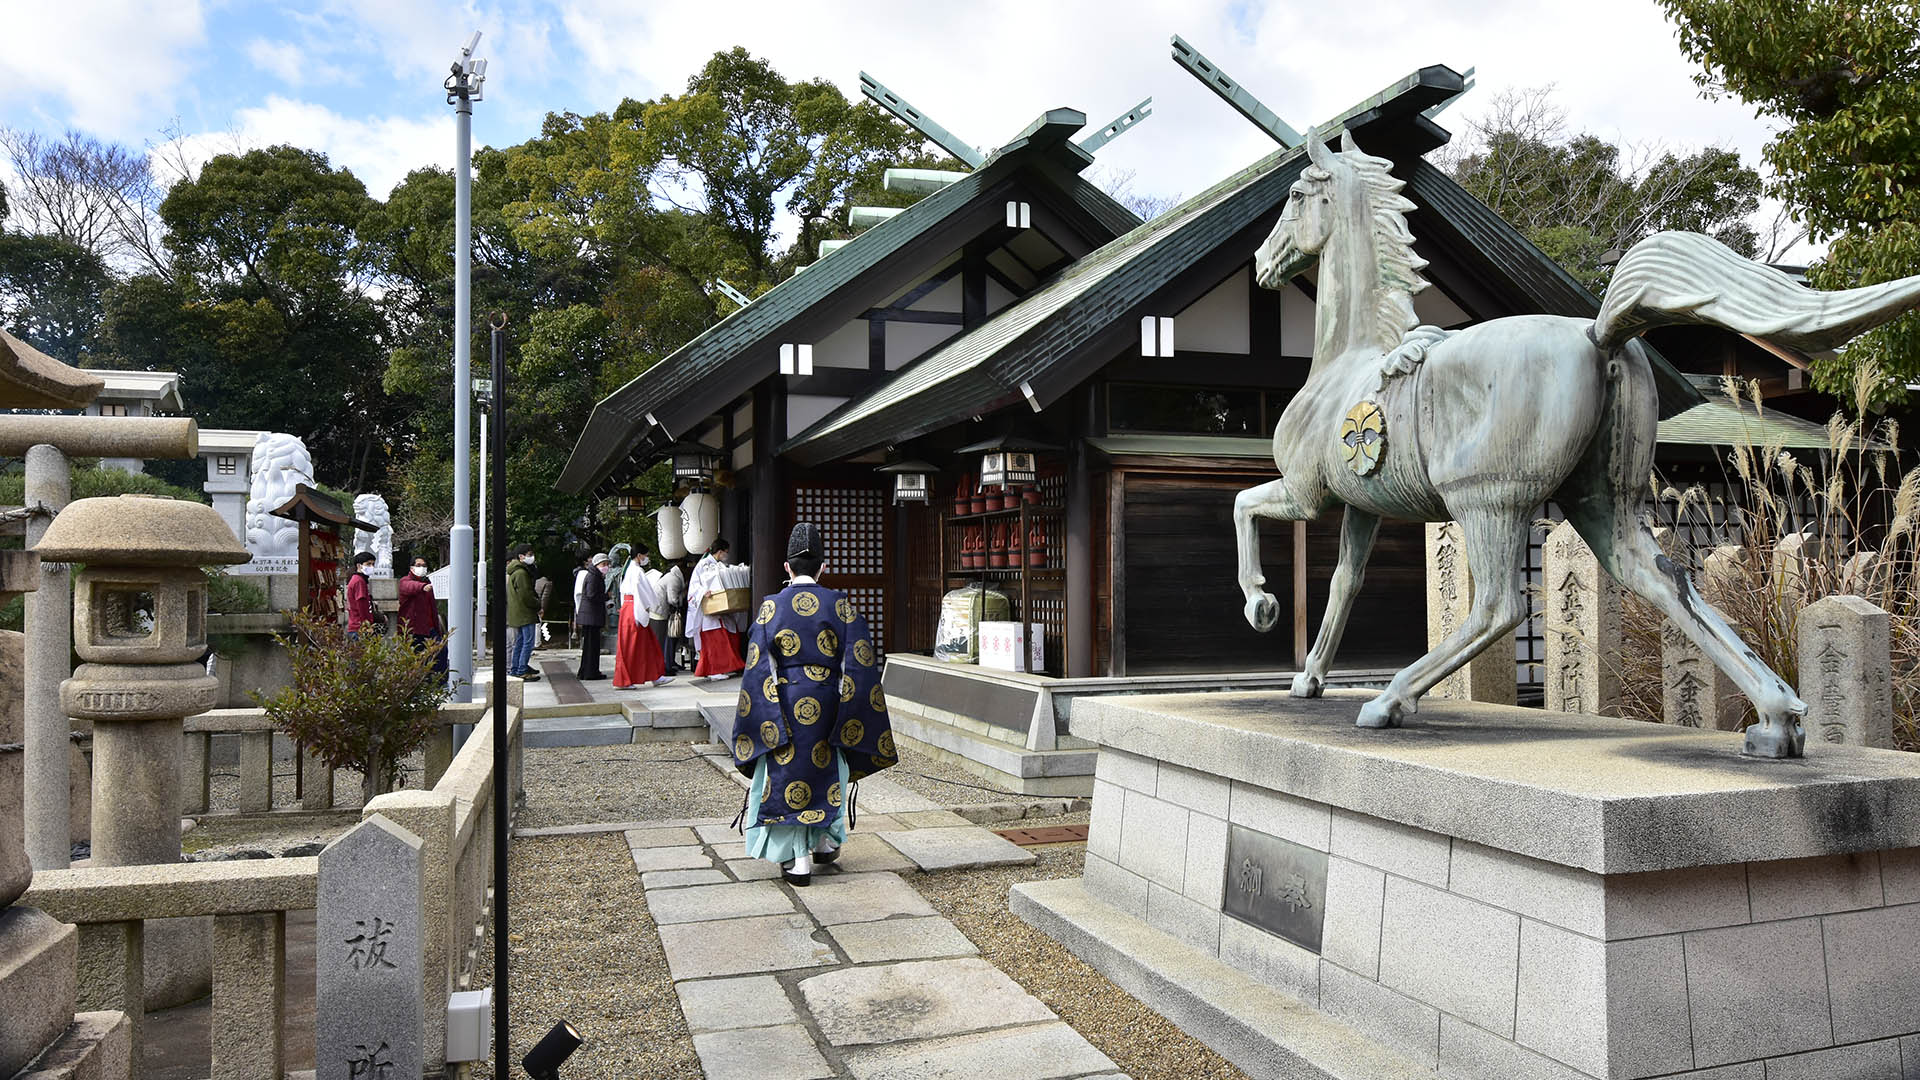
[
  {"xmin": 467, "ymin": 834, "xmax": 699, "ymax": 1080},
  {"xmin": 517, "ymin": 742, "xmax": 746, "ymax": 828},
  {"xmin": 882, "ymin": 743, "xmax": 1027, "ymax": 805},
  {"xmin": 910, "ymin": 844, "xmax": 1249, "ymax": 1080}
]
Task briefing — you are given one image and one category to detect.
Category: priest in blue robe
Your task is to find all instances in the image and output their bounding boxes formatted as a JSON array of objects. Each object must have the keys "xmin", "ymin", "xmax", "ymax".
[{"xmin": 730, "ymin": 522, "xmax": 897, "ymax": 884}]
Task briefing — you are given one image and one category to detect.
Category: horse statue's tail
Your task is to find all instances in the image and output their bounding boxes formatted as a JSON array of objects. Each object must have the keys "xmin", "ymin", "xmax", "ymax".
[{"xmin": 1593, "ymin": 231, "xmax": 1920, "ymax": 352}]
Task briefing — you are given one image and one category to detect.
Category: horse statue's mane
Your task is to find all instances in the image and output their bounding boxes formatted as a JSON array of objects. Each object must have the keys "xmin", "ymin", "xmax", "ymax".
[{"xmin": 1309, "ymin": 138, "xmax": 1433, "ymax": 353}]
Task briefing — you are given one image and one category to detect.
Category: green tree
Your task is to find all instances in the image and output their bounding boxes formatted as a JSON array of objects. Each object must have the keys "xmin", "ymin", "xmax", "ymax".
[
  {"xmin": 371, "ymin": 49, "xmax": 937, "ymax": 559},
  {"xmin": 99, "ymin": 146, "xmax": 404, "ymax": 491},
  {"xmin": 1658, "ymin": 0, "xmax": 1920, "ymax": 403},
  {"xmin": 1440, "ymin": 88, "xmax": 1763, "ymax": 294},
  {"xmin": 0, "ymin": 232, "xmax": 111, "ymax": 362}
]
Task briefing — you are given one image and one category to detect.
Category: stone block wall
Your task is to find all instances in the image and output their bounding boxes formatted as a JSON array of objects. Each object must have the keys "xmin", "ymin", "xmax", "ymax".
[{"xmin": 1088, "ymin": 746, "xmax": 1920, "ymax": 1079}]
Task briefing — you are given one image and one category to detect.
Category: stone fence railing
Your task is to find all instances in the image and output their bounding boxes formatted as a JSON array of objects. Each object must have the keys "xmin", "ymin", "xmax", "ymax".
[
  {"xmin": 183, "ymin": 701, "xmax": 489, "ymax": 815},
  {"xmin": 25, "ymin": 687, "xmax": 523, "ymax": 1078}
]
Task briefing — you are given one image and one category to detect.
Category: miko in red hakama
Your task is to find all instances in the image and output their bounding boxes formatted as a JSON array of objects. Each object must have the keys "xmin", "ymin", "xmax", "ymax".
[
  {"xmin": 694, "ymin": 626, "xmax": 745, "ymax": 677},
  {"xmin": 614, "ymin": 597, "xmax": 665, "ymax": 687}
]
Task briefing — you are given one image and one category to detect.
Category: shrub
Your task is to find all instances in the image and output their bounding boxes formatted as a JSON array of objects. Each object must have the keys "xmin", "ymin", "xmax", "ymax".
[{"xmin": 253, "ymin": 612, "xmax": 452, "ymax": 805}]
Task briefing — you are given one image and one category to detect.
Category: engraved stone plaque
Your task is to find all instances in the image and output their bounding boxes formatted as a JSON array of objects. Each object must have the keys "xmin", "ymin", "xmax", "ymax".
[
  {"xmin": 318, "ymin": 816, "xmax": 425, "ymax": 1080},
  {"xmin": 1221, "ymin": 824, "xmax": 1327, "ymax": 953}
]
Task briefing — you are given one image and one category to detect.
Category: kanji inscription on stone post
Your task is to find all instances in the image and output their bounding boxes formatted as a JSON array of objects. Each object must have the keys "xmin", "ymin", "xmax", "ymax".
[
  {"xmin": 318, "ymin": 816, "xmax": 425, "ymax": 1080},
  {"xmin": 1662, "ymin": 622, "xmax": 1743, "ymax": 730},
  {"xmin": 1425, "ymin": 522, "xmax": 1513, "ymax": 704},
  {"xmin": 1541, "ymin": 521, "xmax": 1622, "ymax": 716},
  {"xmin": 1796, "ymin": 595, "xmax": 1893, "ymax": 749}
]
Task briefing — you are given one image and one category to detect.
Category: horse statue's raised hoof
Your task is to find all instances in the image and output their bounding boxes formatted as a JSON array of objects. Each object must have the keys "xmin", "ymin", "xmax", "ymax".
[
  {"xmin": 1290, "ymin": 671, "xmax": 1324, "ymax": 698},
  {"xmin": 1743, "ymin": 712, "xmax": 1807, "ymax": 759},
  {"xmin": 1356, "ymin": 694, "xmax": 1405, "ymax": 729},
  {"xmin": 1244, "ymin": 591, "xmax": 1280, "ymax": 633}
]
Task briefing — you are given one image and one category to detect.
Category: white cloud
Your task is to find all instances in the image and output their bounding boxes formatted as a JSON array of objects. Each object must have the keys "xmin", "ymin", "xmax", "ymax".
[
  {"xmin": 162, "ymin": 97, "xmax": 451, "ymax": 200},
  {"xmin": 244, "ymin": 38, "xmax": 349, "ymax": 86},
  {"xmin": 0, "ymin": 1, "xmax": 206, "ymax": 137}
]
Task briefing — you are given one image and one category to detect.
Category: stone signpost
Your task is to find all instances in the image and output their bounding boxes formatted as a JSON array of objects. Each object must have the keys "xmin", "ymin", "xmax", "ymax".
[
  {"xmin": 1541, "ymin": 521, "xmax": 1622, "ymax": 716},
  {"xmin": 1797, "ymin": 594, "xmax": 1894, "ymax": 749},
  {"xmin": 318, "ymin": 816, "xmax": 426, "ymax": 1080},
  {"xmin": 1425, "ymin": 522, "xmax": 1513, "ymax": 704}
]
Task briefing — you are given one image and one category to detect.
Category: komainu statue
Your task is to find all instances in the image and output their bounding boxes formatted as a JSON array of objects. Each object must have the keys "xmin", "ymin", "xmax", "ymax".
[
  {"xmin": 1233, "ymin": 128, "xmax": 1920, "ymax": 758},
  {"xmin": 353, "ymin": 494, "xmax": 393, "ymax": 571},
  {"xmin": 243, "ymin": 432, "xmax": 313, "ymax": 560}
]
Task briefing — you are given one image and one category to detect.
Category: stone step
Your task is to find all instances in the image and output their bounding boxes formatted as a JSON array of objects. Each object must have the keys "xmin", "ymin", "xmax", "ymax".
[{"xmin": 1011, "ymin": 877, "xmax": 1431, "ymax": 1080}]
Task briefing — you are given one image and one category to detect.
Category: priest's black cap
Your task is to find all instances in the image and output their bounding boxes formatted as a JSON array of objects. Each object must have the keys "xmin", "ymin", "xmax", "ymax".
[{"xmin": 787, "ymin": 522, "xmax": 825, "ymax": 560}]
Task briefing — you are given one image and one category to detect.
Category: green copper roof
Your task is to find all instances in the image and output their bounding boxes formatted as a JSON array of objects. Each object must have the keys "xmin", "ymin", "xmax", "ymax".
[
  {"xmin": 1089, "ymin": 435, "xmax": 1276, "ymax": 459},
  {"xmin": 782, "ymin": 67, "xmax": 1704, "ymax": 467},
  {"xmin": 557, "ymin": 109, "xmax": 1140, "ymax": 496},
  {"xmin": 1657, "ymin": 394, "xmax": 1836, "ymax": 451}
]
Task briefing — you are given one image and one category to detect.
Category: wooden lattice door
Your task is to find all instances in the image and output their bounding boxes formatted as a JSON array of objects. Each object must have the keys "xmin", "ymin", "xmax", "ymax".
[{"xmin": 791, "ymin": 484, "xmax": 892, "ymax": 651}]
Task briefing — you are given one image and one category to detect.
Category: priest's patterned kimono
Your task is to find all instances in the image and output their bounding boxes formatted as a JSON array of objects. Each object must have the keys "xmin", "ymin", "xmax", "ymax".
[{"xmin": 730, "ymin": 582, "xmax": 896, "ymax": 859}]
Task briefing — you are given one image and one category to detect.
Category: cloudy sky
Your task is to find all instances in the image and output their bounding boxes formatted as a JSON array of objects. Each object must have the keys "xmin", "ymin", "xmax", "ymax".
[{"xmin": 0, "ymin": 0, "xmax": 1797, "ymax": 252}]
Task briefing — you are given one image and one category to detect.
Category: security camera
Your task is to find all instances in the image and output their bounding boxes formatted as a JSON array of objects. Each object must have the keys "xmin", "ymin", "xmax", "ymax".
[{"xmin": 461, "ymin": 31, "xmax": 482, "ymax": 57}]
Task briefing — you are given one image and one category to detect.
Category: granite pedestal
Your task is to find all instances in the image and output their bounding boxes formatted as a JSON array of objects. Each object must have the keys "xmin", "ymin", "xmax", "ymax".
[{"xmin": 1014, "ymin": 689, "xmax": 1920, "ymax": 1080}]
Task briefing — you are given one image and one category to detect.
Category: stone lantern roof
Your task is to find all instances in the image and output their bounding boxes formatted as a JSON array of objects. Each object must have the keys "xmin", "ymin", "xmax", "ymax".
[{"xmin": 36, "ymin": 494, "xmax": 252, "ymax": 567}]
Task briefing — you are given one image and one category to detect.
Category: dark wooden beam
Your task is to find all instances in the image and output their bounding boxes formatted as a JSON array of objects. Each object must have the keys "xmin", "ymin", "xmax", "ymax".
[
  {"xmin": 862, "ymin": 308, "xmax": 964, "ymax": 324},
  {"xmin": 1107, "ymin": 468, "xmax": 1127, "ymax": 677},
  {"xmin": 1067, "ymin": 384, "xmax": 1095, "ymax": 678},
  {"xmin": 750, "ymin": 383, "xmax": 783, "ymax": 602},
  {"xmin": 1293, "ymin": 519, "xmax": 1309, "ymax": 669}
]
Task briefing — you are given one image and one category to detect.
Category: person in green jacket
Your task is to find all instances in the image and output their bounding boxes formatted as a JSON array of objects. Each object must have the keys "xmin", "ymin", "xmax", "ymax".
[{"xmin": 506, "ymin": 543, "xmax": 543, "ymax": 681}]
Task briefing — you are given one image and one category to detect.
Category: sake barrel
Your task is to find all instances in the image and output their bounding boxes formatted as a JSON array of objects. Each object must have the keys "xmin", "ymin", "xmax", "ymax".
[
  {"xmin": 681, "ymin": 491, "xmax": 719, "ymax": 553},
  {"xmin": 655, "ymin": 503, "xmax": 687, "ymax": 559}
]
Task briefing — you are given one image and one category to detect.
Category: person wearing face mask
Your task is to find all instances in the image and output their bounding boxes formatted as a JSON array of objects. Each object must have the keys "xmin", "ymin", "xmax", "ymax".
[
  {"xmin": 397, "ymin": 555, "xmax": 447, "ymax": 673},
  {"xmin": 575, "ymin": 552, "xmax": 610, "ymax": 680},
  {"xmin": 613, "ymin": 541, "xmax": 672, "ymax": 689},
  {"xmin": 687, "ymin": 539, "xmax": 746, "ymax": 680},
  {"xmin": 346, "ymin": 551, "xmax": 380, "ymax": 639},
  {"xmin": 505, "ymin": 544, "xmax": 543, "ymax": 682}
]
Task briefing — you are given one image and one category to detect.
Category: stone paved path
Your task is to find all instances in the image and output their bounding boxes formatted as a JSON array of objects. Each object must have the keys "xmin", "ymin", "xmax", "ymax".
[{"xmin": 629, "ymin": 822, "xmax": 1131, "ymax": 1080}]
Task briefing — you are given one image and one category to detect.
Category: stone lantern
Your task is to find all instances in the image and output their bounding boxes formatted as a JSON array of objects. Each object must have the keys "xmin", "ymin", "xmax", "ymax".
[
  {"xmin": 37, "ymin": 495, "xmax": 250, "ymax": 869},
  {"xmin": 37, "ymin": 494, "xmax": 249, "ymax": 1009}
]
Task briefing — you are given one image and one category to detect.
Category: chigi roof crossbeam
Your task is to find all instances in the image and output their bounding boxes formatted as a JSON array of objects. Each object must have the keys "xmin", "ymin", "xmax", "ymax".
[
  {"xmin": 1170, "ymin": 34, "xmax": 1303, "ymax": 148},
  {"xmin": 860, "ymin": 72, "xmax": 986, "ymax": 168},
  {"xmin": 1077, "ymin": 97, "xmax": 1155, "ymax": 154}
]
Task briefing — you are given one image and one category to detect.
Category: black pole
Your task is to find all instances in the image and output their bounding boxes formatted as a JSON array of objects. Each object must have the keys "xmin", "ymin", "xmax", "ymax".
[{"xmin": 489, "ymin": 312, "xmax": 511, "ymax": 1074}]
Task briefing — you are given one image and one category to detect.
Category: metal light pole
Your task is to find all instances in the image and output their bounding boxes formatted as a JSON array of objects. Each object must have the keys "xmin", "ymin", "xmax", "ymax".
[
  {"xmin": 477, "ymin": 406, "xmax": 489, "ymax": 658},
  {"xmin": 444, "ymin": 32, "xmax": 487, "ymax": 702}
]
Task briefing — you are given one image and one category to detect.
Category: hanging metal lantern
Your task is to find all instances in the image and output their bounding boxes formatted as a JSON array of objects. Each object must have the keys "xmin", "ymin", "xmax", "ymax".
[
  {"xmin": 672, "ymin": 444, "xmax": 720, "ymax": 483},
  {"xmin": 980, "ymin": 451, "xmax": 1037, "ymax": 488},
  {"xmin": 613, "ymin": 491, "xmax": 645, "ymax": 514},
  {"xmin": 876, "ymin": 459, "xmax": 939, "ymax": 505}
]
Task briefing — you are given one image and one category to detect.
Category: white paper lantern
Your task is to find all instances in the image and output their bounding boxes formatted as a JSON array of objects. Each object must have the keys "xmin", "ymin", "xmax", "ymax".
[
  {"xmin": 655, "ymin": 504, "xmax": 687, "ymax": 559},
  {"xmin": 681, "ymin": 491, "xmax": 719, "ymax": 554}
]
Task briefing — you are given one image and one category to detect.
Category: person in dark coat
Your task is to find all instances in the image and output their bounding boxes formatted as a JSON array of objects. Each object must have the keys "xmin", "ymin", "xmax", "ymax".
[
  {"xmin": 575, "ymin": 552, "xmax": 610, "ymax": 680},
  {"xmin": 397, "ymin": 554, "xmax": 446, "ymax": 673},
  {"xmin": 730, "ymin": 522, "xmax": 896, "ymax": 885}
]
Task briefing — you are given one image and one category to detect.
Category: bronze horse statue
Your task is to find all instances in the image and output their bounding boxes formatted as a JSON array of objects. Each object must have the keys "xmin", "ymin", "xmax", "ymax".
[{"xmin": 1232, "ymin": 128, "xmax": 1920, "ymax": 757}]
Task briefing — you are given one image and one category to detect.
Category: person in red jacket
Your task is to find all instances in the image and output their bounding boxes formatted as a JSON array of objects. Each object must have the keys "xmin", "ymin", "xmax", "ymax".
[
  {"xmin": 397, "ymin": 555, "xmax": 446, "ymax": 672},
  {"xmin": 345, "ymin": 551, "xmax": 379, "ymax": 639}
]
